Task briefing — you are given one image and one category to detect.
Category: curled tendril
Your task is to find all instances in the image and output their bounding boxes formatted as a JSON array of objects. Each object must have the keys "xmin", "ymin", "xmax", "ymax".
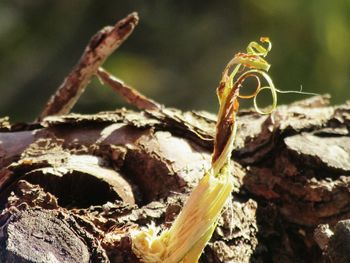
[
  {"xmin": 247, "ymin": 37, "xmax": 272, "ymax": 57},
  {"xmin": 212, "ymin": 38, "xmax": 274, "ymax": 169},
  {"xmin": 213, "ymin": 37, "xmax": 318, "ymax": 168},
  {"xmin": 219, "ymin": 37, "xmax": 317, "ymax": 115},
  {"xmin": 235, "ymin": 69, "xmax": 277, "ymax": 114},
  {"xmin": 236, "ymin": 73, "xmax": 260, "ymax": 99}
]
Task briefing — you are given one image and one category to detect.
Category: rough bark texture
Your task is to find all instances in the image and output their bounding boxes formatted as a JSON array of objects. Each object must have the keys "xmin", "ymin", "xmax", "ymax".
[{"xmin": 0, "ymin": 95, "xmax": 349, "ymax": 262}]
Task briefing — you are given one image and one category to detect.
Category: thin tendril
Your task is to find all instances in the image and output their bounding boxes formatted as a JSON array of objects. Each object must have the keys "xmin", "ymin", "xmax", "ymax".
[
  {"xmin": 236, "ymin": 73, "xmax": 261, "ymax": 99},
  {"xmin": 220, "ymin": 37, "xmax": 318, "ymax": 115},
  {"xmin": 232, "ymin": 69, "xmax": 277, "ymax": 114},
  {"xmin": 214, "ymin": 37, "xmax": 318, "ymax": 166},
  {"xmin": 275, "ymin": 89, "xmax": 318, "ymax": 96}
]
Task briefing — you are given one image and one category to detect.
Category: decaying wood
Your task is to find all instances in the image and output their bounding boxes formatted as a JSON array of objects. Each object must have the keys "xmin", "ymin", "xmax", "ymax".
[
  {"xmin": 39, "ymin": 12, "xmax": 139, "ymax": 119},
  {"xmin": 1, "ymin": 12, "xmax": 350, "ymax": 263},
  {"xmin": 97, "ymin": 68, "xmax": 161, "ymax": 111},
  {"xmin": 1, "ymin": 94, "xmax": 350, "ymax": 262}
]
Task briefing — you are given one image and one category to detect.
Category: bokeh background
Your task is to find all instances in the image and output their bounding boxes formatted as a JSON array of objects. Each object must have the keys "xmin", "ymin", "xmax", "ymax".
[{"xmin": 0, "ymin": 1, "xmax": 349, "ymax": 122}]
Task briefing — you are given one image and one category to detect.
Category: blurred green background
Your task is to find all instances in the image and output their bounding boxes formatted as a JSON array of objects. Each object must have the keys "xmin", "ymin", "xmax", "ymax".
[{"xmin": 0, "ymin": 1, "xmax": 349, "ymax": 122}]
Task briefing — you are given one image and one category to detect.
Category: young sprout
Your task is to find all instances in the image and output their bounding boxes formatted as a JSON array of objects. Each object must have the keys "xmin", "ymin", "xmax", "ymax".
[{"xmin": 130, "ymin": 37, "xmax": 314, "ymax": 262}]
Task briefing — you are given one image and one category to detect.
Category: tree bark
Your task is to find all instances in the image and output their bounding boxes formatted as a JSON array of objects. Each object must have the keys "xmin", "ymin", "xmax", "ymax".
[{"xmin": 0, "ymin": 94, "xmax": 349, "ymax": 262}]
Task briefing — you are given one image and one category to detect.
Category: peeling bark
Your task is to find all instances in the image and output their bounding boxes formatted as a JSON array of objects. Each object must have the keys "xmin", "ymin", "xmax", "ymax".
[{"xmin": 0, "ymin": 94, "xmax": 349, "ymax": 262}]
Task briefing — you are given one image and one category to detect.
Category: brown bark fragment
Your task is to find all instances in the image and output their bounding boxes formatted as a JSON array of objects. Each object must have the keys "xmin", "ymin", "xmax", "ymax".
[{"xmin": 2, "ymin": 209, "xmax": 91, "ymax": 263}]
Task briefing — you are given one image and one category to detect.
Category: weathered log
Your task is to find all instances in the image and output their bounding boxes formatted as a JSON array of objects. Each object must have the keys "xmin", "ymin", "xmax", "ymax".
[{"xmin": 0, "ymin": 94, "xmax": 349, "ymax": 262}]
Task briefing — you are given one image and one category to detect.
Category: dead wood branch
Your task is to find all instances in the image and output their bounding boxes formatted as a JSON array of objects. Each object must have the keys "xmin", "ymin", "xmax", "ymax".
[
  {"xmin": 39, "ymin": 12, "xmax": 139, "ymax": 120},
  {"xmin": 97, "ymin": 67, "xmax": 161, "ymax": 111}
]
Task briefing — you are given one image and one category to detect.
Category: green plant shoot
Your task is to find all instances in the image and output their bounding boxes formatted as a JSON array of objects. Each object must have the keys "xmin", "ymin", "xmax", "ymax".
[{"xmin": 130, "ymin": 37, "xmax": 308, "ymax": 263}]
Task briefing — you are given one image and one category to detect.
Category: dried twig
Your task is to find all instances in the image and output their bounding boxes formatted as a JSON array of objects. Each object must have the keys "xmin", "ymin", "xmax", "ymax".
[
  {"xmin": 39, "ymin": 12, "xmax": 139, "ymax": 120},
  {"xmin": 97, "ymin": 67, "xmax": 161, "ymax": 111}
]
